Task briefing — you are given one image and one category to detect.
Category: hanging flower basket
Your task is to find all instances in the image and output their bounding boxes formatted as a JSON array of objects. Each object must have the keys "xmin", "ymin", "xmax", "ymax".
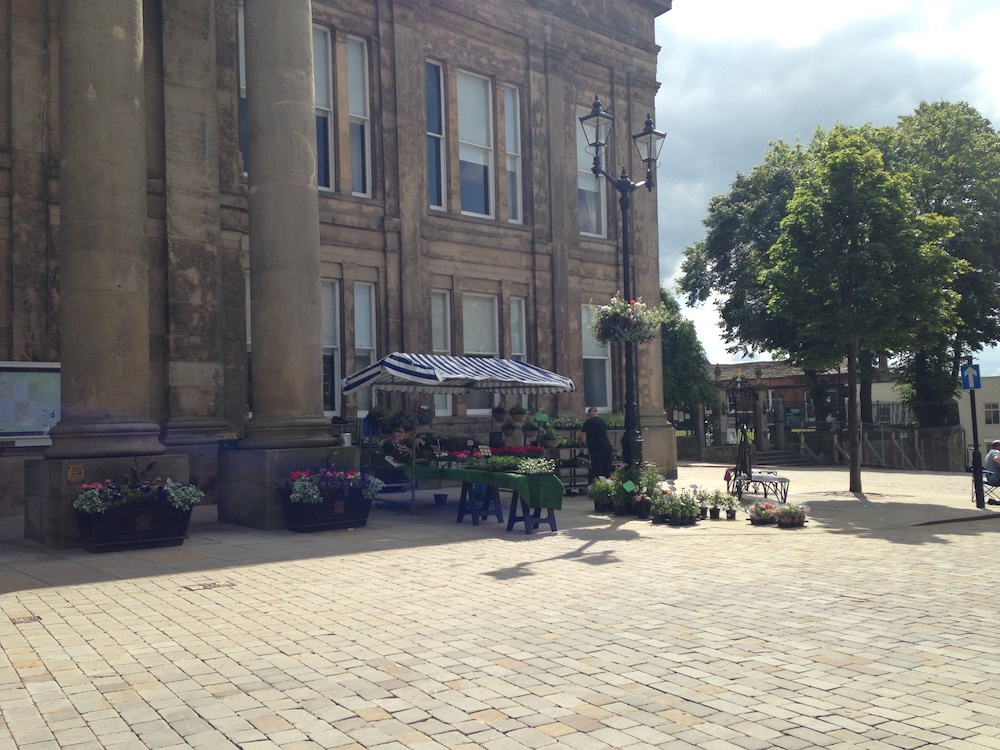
[{"xmin": 589, "ymin": 294, "xmax": 669, "ymax": 344}]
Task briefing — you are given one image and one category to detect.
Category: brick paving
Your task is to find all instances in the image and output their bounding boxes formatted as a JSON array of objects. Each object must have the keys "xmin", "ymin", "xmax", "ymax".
[{"xmin": 2, "ymin": 463, "xmax": 999, "ymax": 749}]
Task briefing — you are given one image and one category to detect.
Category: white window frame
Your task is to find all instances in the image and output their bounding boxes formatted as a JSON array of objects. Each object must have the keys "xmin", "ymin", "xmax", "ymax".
[
  {"xmin": 986, "ymin": 402, "xmax": 1000, "ymax": 426},
  {"xmin": 432, "ymin": 290, "xmax": 452, "ymax": 416},
  {"xmin": 245, "ymin": 272, "xmax": 252, "ymax": 414},
  {"xmin": 511, "ymin": 297, "xmax": 527, "ymax": 407},
  {"xmin": 321, "ymin": 280, "xmax": 341, "ymax": 416},
  {"xmin": 354, "ymin": 282, "xmax": 377, "ymax": 413},
  {"xmin": 577, "ymin": 105, "xmax": 606, "ymax": 237},
  {"xmin": 504, "ymin": 85, "xmax": 522, "ymax": 224},
  {"xmin": 457, "ymin": 71, "xmax": 494, "ymax": 218},
  {"xmin": 462, "ymin": 293, "xmax": 499, "ymax": 414},
  {"xmin": 313, "ymin": 26, "xmax": 334, "ymax": 191},
  {"xmin": 581, "ymin": 304, "xmax": 611, "ymax": 411},
  {"xmin": 238, "ymin": 2, "xmax": 248, "ymax": 175},
  {"xmin": 426, "ymin": 61, "xmax": 446, "ymax": 210},
  {"xmin": 347, "ymin": 36, "xmax": 371, "ymax": 197}
]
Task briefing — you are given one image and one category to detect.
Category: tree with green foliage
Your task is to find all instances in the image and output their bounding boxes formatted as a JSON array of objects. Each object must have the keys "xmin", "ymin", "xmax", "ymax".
[
  {"xmin": 679, "ymin": 140, "xmax": 809, "ymax": 360},
  {"xmin": 659, "ymin": 289, "xmax": 718, "ymax": 413},
  {"xmin": 885, "ymin": 101, "xmax": 1000, "ymax": 423},
  {"xmin": 765, "ymin": 125, "xmax": 960, "ymax": 491}
]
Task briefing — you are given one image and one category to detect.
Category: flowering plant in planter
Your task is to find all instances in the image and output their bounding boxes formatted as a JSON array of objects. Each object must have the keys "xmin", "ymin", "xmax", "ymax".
[
  {"xmin": 589, "ymin": 294, "xmax": 669, "ymax": 344},
  {"xmin": 747, "ymin": 501, "xmax": 778, "ymax": 522},
  {"xmin": 284, "ymin": 468, "xmax": 385, "ymax": 503},
  {"xmin": 776, "ymin": 503, "xmax": 809, "ymax": 524},
  {"xmin": 73, "ymin": 462, "xmax": 204, "ymax": 514}
]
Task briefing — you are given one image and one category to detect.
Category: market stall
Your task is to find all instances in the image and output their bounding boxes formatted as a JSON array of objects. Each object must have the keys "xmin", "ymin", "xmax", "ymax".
[{"xmin": 342, "ymin": 352, "xmax": 576, "ymax": 519}]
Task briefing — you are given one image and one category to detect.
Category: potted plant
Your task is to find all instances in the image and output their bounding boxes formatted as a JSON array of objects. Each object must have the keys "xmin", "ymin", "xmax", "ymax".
[
  {"xmin": 279, "ymin": 467, "xmax": 385, "ymax": 532},
  {"xmin": 747, "ymin": 501, "xmax": 778, "ymax": 525},
  {"xmin": 509, "ymin": 402, "xmax": 528, "ymax": 423},
  {"xmin": 72, "ymin": 461, "xmax": 204, "ymax": 553},
  {"xmin": 589, "ymin": 293, "xmax": 670, "ymax": 344},
  {"xmin": 500, "ymin": 419, "xmax": 518, "ymax": 436},
  {"xmin": 721, "ymin": 492, "xmax": 740, "ymax": 520},
  {"xmin": 776, "ymin": 503, "xmax": 808, "ymax": 528},
  {"xmin": 587, "ymin": 477, "xmax": 616, "ymax": 513},
  {"xmin": 521, "ymin": 417, "xmax": 539, "ymax": 436},
  {"xmin": 707, "ymin": 489, "xmax": 727, "ymax": 520},
  {"xmin": 650, "ymin": 490, "xmax": 672, "ymax": 524},
  {"xmin": 492, "ymin": 404, "xmax": 508, "ymax": 422},
  {"xmin": 543, "ymin": 425, "xmax": 562, "ymax": 448},
  {"xmin": 635, "ymin": 493, "xmax": 652, "ymax": 520}
]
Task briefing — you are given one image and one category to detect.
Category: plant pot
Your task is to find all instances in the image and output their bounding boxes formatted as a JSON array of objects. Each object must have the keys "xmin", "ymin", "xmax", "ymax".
[
  {"xmin": 76, "ymin": 499, "xmax": 193, "ymax": 553},
  {"xmin": 777, "ymin": 518, "xmax": 805, "ymax": 528},
  {"xmin": 749, "ymin": 517, "xmax": 776, "ymax": 526},
  {"xmin": 544, "ymin": 439, "xmax": 561, "ymax": 449},
  {"xmin": 651, "ymin": 513, "xmax": 669, "ymax": 525},
  {"xmin": 433, "ymin": 493, "xmax": 448, "ymax": 505},
  {"xmin": 725, "ymin": 509, "xmax": 738, "ymax": 520},
  {"xmin": 698, "ymin": 506, "xmax": 708, "ymax": 520},
  {"xmin": 636, "ymin": 499, "xmax": 651, "ymax": 520},
  {"xmin": 281, "ymin": 489, "xmax": 372, "ymax": 532},
  {"xmin": 510, "ymin": 412, "xmax": 527, "ymax": 424},
  {"xmin": 709, "ymin": 507, "xmax": 721, "ymax": 520}
]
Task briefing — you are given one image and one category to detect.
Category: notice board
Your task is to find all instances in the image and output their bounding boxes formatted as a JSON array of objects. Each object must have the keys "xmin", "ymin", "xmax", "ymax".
[{"xmin": 0, "ymin": 363, "xmax": 60, "ymax": 437}]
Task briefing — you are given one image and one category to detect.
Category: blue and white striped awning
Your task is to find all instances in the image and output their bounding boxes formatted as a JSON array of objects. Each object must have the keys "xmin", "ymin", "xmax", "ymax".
[{"xmin": 342, "ymin": 352, "xmax": 576, "ymax": 395}]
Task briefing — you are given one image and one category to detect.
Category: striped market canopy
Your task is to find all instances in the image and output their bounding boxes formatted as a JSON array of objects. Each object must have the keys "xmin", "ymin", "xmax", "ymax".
[{"xmin": 342, "ymin": 352, "xmax": 576, "ymax": 395}]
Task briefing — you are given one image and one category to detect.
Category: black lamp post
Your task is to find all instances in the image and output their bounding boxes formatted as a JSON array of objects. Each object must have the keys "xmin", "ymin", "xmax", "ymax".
[{"xmin": 579, "ymin": 96, "xmax": 665, "ymax": 470}]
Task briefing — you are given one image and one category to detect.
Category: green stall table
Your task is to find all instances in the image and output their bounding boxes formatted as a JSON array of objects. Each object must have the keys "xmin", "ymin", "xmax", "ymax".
[{"xmin": 413, "ymin": 466, "xmax": 563, "ymax": 534}]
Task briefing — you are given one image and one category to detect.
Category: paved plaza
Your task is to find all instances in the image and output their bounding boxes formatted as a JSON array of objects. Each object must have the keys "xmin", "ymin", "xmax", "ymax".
[{"xmin": 2, "ymin": 463, "xmax": 999, "ymax": 749}]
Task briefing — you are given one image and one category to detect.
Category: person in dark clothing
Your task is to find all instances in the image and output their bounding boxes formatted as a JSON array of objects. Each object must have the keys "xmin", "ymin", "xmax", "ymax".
[{"xmin": 580, "ymin": 407, "xmax": 613, "ymax": 483}]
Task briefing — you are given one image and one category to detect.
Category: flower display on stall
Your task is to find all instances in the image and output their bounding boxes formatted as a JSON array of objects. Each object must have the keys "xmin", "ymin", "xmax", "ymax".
[
  {"xmin": 283, "ymin": 468, "xmax": 385, "ymax": 503},
  {"xmin": 589, "ymin": 294, "xmax": 669, "ymax": 344},
  {"xmin": 516, "ymin": 457, "xmax": 556, "ymax": 475}
]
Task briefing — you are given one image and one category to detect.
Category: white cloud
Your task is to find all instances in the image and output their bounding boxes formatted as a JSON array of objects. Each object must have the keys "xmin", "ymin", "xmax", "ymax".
[{"xmin": 655, "ymin": 0, "xmax": 1000, "ymax": 364}]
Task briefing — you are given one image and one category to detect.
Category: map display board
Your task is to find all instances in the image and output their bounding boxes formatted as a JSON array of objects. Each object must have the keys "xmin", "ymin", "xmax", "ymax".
[{"xmin": 0, "ymin": 363, "xmax": 60, "ymax": 437}]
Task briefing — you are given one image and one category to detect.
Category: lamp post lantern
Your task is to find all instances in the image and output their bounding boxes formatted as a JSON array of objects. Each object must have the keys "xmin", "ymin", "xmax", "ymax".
[{"xmin": 579, "ymin": 97, "xmax": 665, "ymax": 470}]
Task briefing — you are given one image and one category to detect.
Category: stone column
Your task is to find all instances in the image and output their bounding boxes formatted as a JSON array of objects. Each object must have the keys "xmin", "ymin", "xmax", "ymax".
[
  {"xmin": 239, "ymin": 0, "xmax": 332, "ymax": 448},
  {"xmin": 46, "ymin": 0, "xmax": 163, "ymax": 458}
]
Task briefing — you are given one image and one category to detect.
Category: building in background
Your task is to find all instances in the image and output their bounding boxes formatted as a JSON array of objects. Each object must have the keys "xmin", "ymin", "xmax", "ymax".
[{"xmin": 0, "ymin": 0, "xmax": 677, "ymax": 517}]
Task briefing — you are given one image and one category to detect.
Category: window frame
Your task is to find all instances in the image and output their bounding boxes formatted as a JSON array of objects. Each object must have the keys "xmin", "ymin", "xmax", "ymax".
[
  {"xmin": 581, "ymin": 304, "xmax": 611, "ymax": 411},
  {"xmin": 346, "ymin": 35, "xmax": 372, "ymax": 197},
  {"xmin": 432, "ymin": 290, "xmax": 453, "ymax": 416},
  {"xmin": 462, "ymin": 293, "xmax": 499, "ymax": 415},
  {"xmin": 577, "ymin": 105, "xmax": 606, "ymax": 237},
  {"xmin": 426, "ymin": 61, "xmax": 447, "ymax": 211},
  {"xmin": 986, "ymin": 402, "xmax": 1000, "ymax": 426},
  {"xmin": 504, "ymin": 84, "xmax": 523, "ymax": 224},
  {"xmin": 456, "ymin": 70, "xmax": 494, "ymax": 219},
  {"xmin": 353, "ymin": 282, "xmax": 377, "ymax": 414},
  {"xmin": 313, "ymin": 26, "xmax": 334, "ymax": 191},
  {"xmin": 238, "ymin": 2, "xmax": 248, "ymax": 175},
  {"xmin": 321, "ymin": 280, "xmax": 341, "ymax": 416}
]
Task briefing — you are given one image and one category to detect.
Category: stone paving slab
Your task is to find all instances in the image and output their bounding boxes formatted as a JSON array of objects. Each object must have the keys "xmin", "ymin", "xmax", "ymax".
[{"xmin": 2, "ymin": 464, "xmax": 1000, "ymax": 748}]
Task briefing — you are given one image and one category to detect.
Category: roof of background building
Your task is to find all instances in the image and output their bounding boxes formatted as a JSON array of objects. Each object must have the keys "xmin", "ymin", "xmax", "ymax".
[{"xmin": 706, "ymin": 360, "xmax": 844, "ymax": 381}]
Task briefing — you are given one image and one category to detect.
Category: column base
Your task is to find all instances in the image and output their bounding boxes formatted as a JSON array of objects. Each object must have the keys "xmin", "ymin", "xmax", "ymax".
[
  {"xmin": 44, "ymin": 421, "xmax": 165, "ymax": 459},
  {"xmin": 218, "ymin": 446, "xmax": 360, "ymax": 530},
  {"xmin": 25, "ymin": 454, "xmax": 190, "ymax": 549},
  {"xmin": 639, "ymin": 411, "xmax": 678, "ymax": 479},
  {"xmin": 239, "ymin": 416, "xmax": 335, "ymax": 450}
]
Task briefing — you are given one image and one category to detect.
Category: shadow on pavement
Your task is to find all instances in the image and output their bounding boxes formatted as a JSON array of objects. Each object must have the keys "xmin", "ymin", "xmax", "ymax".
[{"xmin": 806, "ymin": 498, "xmax": 1000, "ymax": 545}]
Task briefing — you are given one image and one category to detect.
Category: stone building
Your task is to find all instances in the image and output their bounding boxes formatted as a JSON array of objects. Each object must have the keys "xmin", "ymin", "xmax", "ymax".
[{"xmin": 1, "ymin": 0, "xmax": 677, "ymax": 535}]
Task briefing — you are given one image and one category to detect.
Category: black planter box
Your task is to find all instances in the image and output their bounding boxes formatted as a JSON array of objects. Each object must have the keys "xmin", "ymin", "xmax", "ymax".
[
  {"xmin": 76, "ymin": 500, "xmax": 193, "ymax": 553},
  {"xmin": 280, "ymin": 490, "xmax": 372, "ymax": 532}
]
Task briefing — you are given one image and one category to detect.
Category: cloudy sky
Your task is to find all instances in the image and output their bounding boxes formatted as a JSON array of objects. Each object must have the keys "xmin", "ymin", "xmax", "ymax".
[{"xmin": 653, "ymin": 0, "xmax": 1000, "ymax": 372}]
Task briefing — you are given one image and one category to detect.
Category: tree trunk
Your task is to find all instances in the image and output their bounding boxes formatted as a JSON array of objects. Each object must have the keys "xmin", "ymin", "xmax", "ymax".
[
  {"xmin": 859, "ymin": 351, "xmax": 874, "ymax": 425},
  {"xmin": 848, "ymin": 341, "xmax": 862, "ymax": 493}
]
